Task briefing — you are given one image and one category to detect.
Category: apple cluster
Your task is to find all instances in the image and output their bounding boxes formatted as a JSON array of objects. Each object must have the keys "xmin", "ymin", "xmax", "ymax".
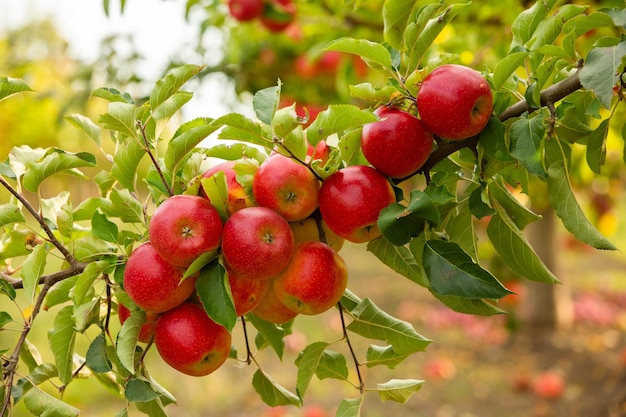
[{"xmin": 227, "ymin": 0, "xmax": 296, "ymax": 32}]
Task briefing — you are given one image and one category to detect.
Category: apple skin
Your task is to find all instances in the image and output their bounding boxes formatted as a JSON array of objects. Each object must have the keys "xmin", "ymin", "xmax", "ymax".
[
  {"xmin": 221, "ymin": 206, "xmax": 295, "ymax": 280},
  {"xmin": 290, "ymin": 216, "xmax": 344, "ymax": 252},
  {"xmin": 154, "ymin": 302, "xmax": 231, "ymax": 377},
  {"xmin": 319, "ymin": 165, "xmax": 396, "ymax": 243},
  {"xmin": 361, "ymin": 106, "xmax": 433, "ymax": 178},
  {"xmin": 118, "ymin": 303, "xmax": 159, "ymax": 344},
  {"xmin": 273, "ymin": 241, "xmax": 348, "ymax": 315},
  {"xmin": 123, "ymin": 242, "xmax": 197, "ymax": 313},
  {"xmin": 250, "ymin": 282, "xmax": 299, "ymax": 324},
  {"xmin": 227, "ymin": 266, "xmax": 270, "ymax": 316},
  {"xmin": 417, "ymin": 64, "xmax": 493, "ymax": 141},
  {"xmin": 260, "ymin": 0, "xmax": 296, "ymax": 32},
  {"xmin": 227, "ymin": 0, "xmax": 264, "ymax": 21},
  {"xmin": 148, "ymin": 195, "xmax": 223, "ymax": 268},
  {"xmin": 253, "ymin": 154, "xmax": 320, "ymax": 222},
  {"xmin": 201, "ymin": 160, "xmax": 252, "ymax": 215}
]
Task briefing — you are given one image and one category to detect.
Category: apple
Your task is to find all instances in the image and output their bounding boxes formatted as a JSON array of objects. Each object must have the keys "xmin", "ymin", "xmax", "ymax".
[
  {"xmin": 417, "ymin": 64, "xmax": 493, "ymax": 140},
  {"xmin": 227, "ymin": 0, "xmax": 264, "ymax": 21},
  {"xmin": 361, "ymin": 106, "xmax": 433, "ymax": 178},
  {"xmin": 252, "ymin": 154, "xmax": 320, "ymax": 222},
  {"xmin": 307, "ymin": 140, "xmax": 330, "ymax": 165},
  {"xmin": 318, "ymin": 165, "xmax": 396, "ymax": 243},
  {"xmin": 118, "ymin": 303, "xmax": 159, "ymax": 343},
  {"xmin": 227, "ymin": 265, "xmax": 270, "ymax": 316},
  {"xmin": 201, "ymin": 160, "xmax": 252, "ymax": 215},
  {"xmin": 318, "ymin": 51, "xmax": 343, "ymax": 74},
  {"xmin": 532, "ymin": 371, "xmax": 565, "ymax": 399},
  {"xmin": 290, "ymin": 216, "xmax": 344, "ymax": 252},
  {"xmin": 148, "ymin": 194, "xmax": 223, "ymax": 268},
  {"xmin": 250, "ymin": 282, "xmax": 299, "ymax": 324},
  {"xmin": 295, "ymin": 55, "xmax": 319, "ymax": 80},
  {"xmin": 221, "ymin": 206, "xmax": 295, "ymax": 280},
  {"xmin": 273, "ymin": 241, "xmax": 348, "ymax": 315},
  {"xmin": 260, "ymin": 0, "xmax": 296, "ymax": 32},
  {"xmin": 154, "ymin": 302, "xmax": 231, "ymax": 377},
  {"xmin": 123, "ymin": 242, "xmax": 197, "ymax": 313}
]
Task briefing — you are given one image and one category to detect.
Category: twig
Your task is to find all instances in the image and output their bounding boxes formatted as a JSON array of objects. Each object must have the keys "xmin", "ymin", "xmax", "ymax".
[
  {"xmin": 241, "ymin": 316, "xmax": 253, "ymax": 365},
  {"xmin": 338, "ymin": 302, "xmax": 364, "ymax": 393}
]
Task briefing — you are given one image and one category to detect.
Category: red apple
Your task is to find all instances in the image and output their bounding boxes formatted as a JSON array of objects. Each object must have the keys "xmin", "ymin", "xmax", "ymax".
[
  {"xmin": 123, "ymin": 242, "xmax": 197, "ymax": 313},
  {"xmin": 417, "ymin": 64, "xmax": 493, "ymax": 140},
  {"xmin": 227, "ymin": 0, "xmax": 264, "ymax": 21},
  {"xmin": 253, "ymin": 154, "xmax": 320, "ymax": 222},
  {"xmin": 318, "ymin": 51, "xmax": 343, "ymax": 74},
  {"xmin": 154, "ymin": 302, "xmax": 231, "ymax": 377},
  {"xmin": 361, "ymin": 106, "xmax": 433, "ymax": 178},
  {"xmin": 221, "ymin": 206, "xmax": 294, "ymax": 280},
  {"xmin": 201, "ymin": 160, "xmax": 252, "ymax": 215},
  {"xmin": 307, "ymin": 140, "xmax": 330, "ymax": 164},
  {"xmin": 532, "ymin": 371, "xmax": 565, "ymax": 399},
  {"xmin": 250, "ymin": 282, "xmax": 299, "ymax": 324},
  {"xmin": 295, "ymin": 55, "xmax": 320, "ymax": 80},
  {"xmin": 319, "ymin": 165, "xmax": 396, "ymax": 243},
  {"xmin": 273, "ymin": 241, "xmax": 348, "ymax": 315},
  {"xmin": 118, "ymin": 303, "xmax": 159, "ymax": 343},
  {"xmin": 290, "ymin": 216, "xmax": 344, "ymax": 252},
  {"xmin": 260, "ymin": 0, "xmax": 296, "ymax": 32},
  {"xmin": 148, "ymin": 195, "xmax": 223, "ymax": 268},
  {"xmin": 227, "ymin": 265, "xmax": 270, "ymax": 316}
]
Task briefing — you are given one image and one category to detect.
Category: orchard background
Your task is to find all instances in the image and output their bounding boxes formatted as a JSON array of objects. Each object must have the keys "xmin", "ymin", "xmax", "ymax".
[{"xmin": 1, "ymin": 1, "xmax": 626, "ymax": 416}]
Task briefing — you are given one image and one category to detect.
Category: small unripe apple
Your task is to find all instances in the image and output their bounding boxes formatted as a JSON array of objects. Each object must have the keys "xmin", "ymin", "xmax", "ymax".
[
  {"xmin": 253, "ymin": 154, "xmax": 320, "ymax": 222},
  {"xmin": 118, "ymin": 303, "xmax": 159, "ymax": 344},
  {"xmin": 201, "ymin": 160, "xmax": 252, "ymax": 215},
  {"xmin": 227, "ymin": 266, "xmax": 270, "ymax": 316},
  {"xmin": 273, "ymin": 241, "xmax": 348, "ymax": 315},
  {"xmin": 319, "ymin": 165, "xmax": 396, "ymax": 243},
  {"xmin": 123, "ymin": 242, "xmax": 197, "ymax": 314},
  {"xmin": 221, "ymin": 206, "xmax": 295, "ymax": 280},
  {"xmin": 250, "ymin": 282, "xmax": 299, "ymax": 324},
  {"xmin": 154, "ymin": 302, "xmax": 231, "ymax": 377},
  {"xmin": 148, "ymin": 194, "xmax": 223, "ymax": 268},
  {"xmin": 417, "ymin": 64, "xmax": 493, "ymax": 140},
  {"xmin": 227, "ymin": 0, "xmax": 264, "ymax": 21},
  {"xmin": 361, "ymin": 106, "xmax": 433, "ymax": 178}
]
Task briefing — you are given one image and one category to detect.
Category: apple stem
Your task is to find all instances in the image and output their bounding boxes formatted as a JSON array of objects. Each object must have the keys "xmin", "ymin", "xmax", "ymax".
[
  {"xmin": 338, "ymin": 302, "xmax": 364, "ymax": 393},
  {"xmin": 136, "ymin": 120, "xmax": 174, "ymax": 197},
  {"xmin": 241, "ymin": 315, "xmax": 253, "ymax": 365}
]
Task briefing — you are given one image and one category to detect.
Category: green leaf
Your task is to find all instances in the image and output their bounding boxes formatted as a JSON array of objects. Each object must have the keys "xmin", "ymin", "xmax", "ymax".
[
  {"xmin": 579, "ymin": 41, "xmax": 626, "ymax": 109},
  {"xmin": 530, "ymin": 4, "xmax": 586, "ymax": 50},
  {"xmin": 90, "ymin": 87, "xmax": 134, "ymax": 103},
  {"xmin": 377, "ymin": 379, "xmax": 424, "ymax": 403},
  {"xmin": 488, "ymin": 178, "xmax": 541, "ymax": 230},
  {"xmin": 86, "ymin": 332, "xmax": 113, "ymax": 373},
  {"xmin": 347, "ymin": 298, "xmax": 431, "ymax": 355},
  {"xmin": 324, "ymin": 38, "xmax": 392, "ymax": 71},
  {"xmin": 335, "ymin": 398, "xmax": 362, "ymax": 417},
  {"xmin": 423, "ymin": 240, "xmax": 511, "ymax": 299},
  {"xmin": 0, "ymin": 311, "xmax": 12, "ymax": 330},
  {"xmin": 164, "ymin": 117, "xmax": 219, "ymax": 172},
  {"xmin": 246, "ymin": 313, "xmax": 289, "ymax": 359},
  {"xmin": 111, "ymin": 136, "xmax": 145, "ymax": 191},
  {"xmin": 202, "ymin": 142, "xmax": 268, "ymax": 165},
  {"xmin": 73, "ymin": 260, "xmax": 108, "ymax": 306},
  {"xmin": 366, "ymin": 238, "xmax": 427, "ymax": 287},
  {"xmin": 349, "ymin": 83, "xmax": 398, "ymax": 103},
  {"xmin": 493, "ymin": 52, "xmax": 529, "ymax": 91},
  {"xmin": 432, "ymin": 292, "xmax": 506, "ymax": 316},
  {"xmin": 545, "ymin": 138, "xmax": 617, "ymax": 250},
  {"xmin": 0, "ymin": 204, "xmax": 26, "ymax": 228},
  {"xmin": 196, "ymin": 261, "xmax": 237, "ymax": 331},
  {"xmin": 125, "ymin": 378, "xmax": 160, "ymax": 402},
  {"xmin": 216, "ymin": 113, "xmax": 268, "ymax": 147},
  {"xmin": 586, "ymin": 118, "xmax": 610, "ymax": 174},
  {"xmin": 21, "ymin": 244, "xmax": 47, "ymax": 305},
  {"xmin": 149, "ymin": 64, "xmax": 203, "ymax": 115},
  {"xmin": 486, "ymin": 210, "xmax": 560, "ymax": 283},
  {"xmin": 91, "ymin": 211, "xmax": 119, "ymax": 243},
  {"xmin": 313, "ymin": 350, "xmax": 349, "ymax": 381},
  {"xmin": 22, "ymin": 149, "xmax": 96, "ymax": 193},
  {"xmin": 365, "ymin": 345, "xmax": 409, "ymax": 369},
  {"xmin": 65, "ymin": 114, "xmax": 102, "ymax": 147},
  {"xmin": 152, "ymin": 90, "xmax": 193, "ymax": 123},
  {"xmin": 252, "ymin": 369, "xmax": 301, "ymax": 407},
  {"xmin": 444, "ymin": 203, "xmax": 478, "ymax": 260},
  {"xmin": 12, "ymin": 363, "xmax": 57, "ymax": 403},
  {"xmin": 0, "ymin": 76, "xmax": 33, "ymax": 102},
  {"xmin": 511, "ymin": 0, "xmax": 558, "ymax": 47},
  {"xmin": 307, "ymin": 104, "xmax": 377, "ymax": 145},
  {"xmin": 134, "ymin": 398, "xmax": 169, "ymax": 417},
  {"xmin": 98, "ymin": 102, "xmax": 138, "ymax": 138},
  {"xmin": 23, "ymin": 388, "xmax": 80, "ymax": 417},
  {"xmin": 110, "ymin": 188, "xmax": 143, "ymax": 223},
  {"xmin": 295, "ymin": 341, "xmax": 329, "ymax": 399},
  {"xmin": 378, "ymin": 190, "xmax": 440, "ymax": 246},
  {"xmin": 253, "ymin": 84, "xmax": 281, "ymax": 125},
  {"xmin": 509, "ymin": 114, "xmax": 546, "ymax": 179},
  {"xmin": 382, "ymin": 0, "xmax": 421, "ymax": 50},
  {"xmin": 200, "ymin": 172, "xmax": 229, "ymax": 221},
  {"xmin": 116, "ymin": 309, "xmax": 144, "ymax": 374},
  {"xmin": 47, "ymin": 305, "xmax": 76, "ymax": 385}
]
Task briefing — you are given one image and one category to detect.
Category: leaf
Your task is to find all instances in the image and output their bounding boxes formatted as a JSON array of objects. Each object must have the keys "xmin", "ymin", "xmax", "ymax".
[
  {"xmin": 0, "ymin": 311, "xmax": 12, "ymax": 330},
  {"xmin": 486, "ymin": 210, "xmax": 560, "ymax": 283},
  {"xmin": 98, "ymin": 102, "xmax": 137, "ymax": 138},
  {"xmin": 149, "ymin": 64, "xmax": 203, "ymax": 115},
  {"xmin": 0, "ymin": 204, "xmax": 26, "ymax": 228},
  {"xmin": 423, "ymin": 240, "xmax": 511, "ymax": 299},
  {"xmin": 91, "ymin": 211, "xmax": 119, "ymax": 243},
  {"xmin": 246, "ymin": 314, "xmax": 289, "ymax": 359},
  {"xmin": 86, "ymin": 332, "xmax": 113, "ymax": 373},
  {"xmin": 65, "ymin": 114, "xmax": 102, "ymax": 147},
  {"xmin": 347, "ymin": 298, "xmax": 431, "ymax": 355},
  {"xmin": 377, "ymin": 379, "xmax": 424, "ymax": 403},
  {"xmin": 335, "ymin": 398, "xmax": 362, "ymax": 417},
  {"xmin": 164, "ymin": 117, "xmax": 219, "ymax": 172},
  {"xmin": 110, "ymin": 188, "xmax": 143, "ymax": 223},
  {"xmin": 382, "ymin": 0, "xmax": 421, "ymax": 50},
  {"xmin": 511, "ymin": 0, "xmax": 558, "ymax": 47},
  {"xmin": 0, "ymin": 76, "xmax": 33, "ymax": 102},
  {"xmin": 432, "ymin": 292, "xmax": 506, "ymax": 316},
  {"xmin": 125, "ymin": 378, "xmax": 160, "ymax": 402},
  {"xmin": 23, "ymin": 388, "xmax": 80, "ymax": 417},
  {"xmin": 365, "ymin": 345, "xmax": 409, "ymax": 369},
  {"xmin": 216, "ymin": 113, "xmax": 268, "ymax": 147},
  {"xmin": 493, "ymin": 52, "xmax": 529, "ymax": 91},
  {"xmin": 90, "ymin": 87, "xmax": 134, "ymax": 103},
  {"xmin": 366, "ymin": 238, "xmax": 427, "ymax": 287},
  {"xmin": 488, "ymin": 178, "xmax": 541, "ymax": 230},
  {"xmin": 196, "ymin": 261, "xmax": 237, "ymax": 331},
  {"xmin": 21, "ymin": 244, "xmax": 47, "ymax": 305},
  {"xmin": 562, "ymin": 11, "xmax": 617, "ymax": 39},
  {"xmin": 22, "ymin": 148, "xmax": 96, "ymax": 193},
  {"xmin": 12, "ymin": 363, "xmax": 57, "ymax": 403},
  {"xmin": 116, "ymin": 309, "xmax": 144, "ymax": 374},
  {"xmin": 253, "ymin": 84, "xmax": 281, "ymax": 125},
  {"xmin": 111, "ymin": 136, "xmax": 145, "ymax": 191},
  {"xmin": 73, "ymin": 260, "xmax": 108, "ymax": 306},
  {"xmin": 324, "ymin": 38, "xmax": 392, "ymax": 71},
  {"xmin": 378, "ymin": 190, "xmax": 440, "ymax": 246},
  {"xmin": 509, "ymin": 114, "xmax": 547, "ymax": 179},
  {"xmin": 295, "ymin": 342, "xmax": 329, "ymax": 399},
  {"xmin": 252, "ymin": 369, "xmax": 301, "ymax": 407},
  {"xmin": 202, "ymin": 142, "xmax": 267, "ymax": 164},
  {"xmin": 349, "ymin": 83, "xmax": 398, "ymax": 103},
  {"xmin": 313, "ymin": 350, "xmax": 349, "ymax": 381},
  {"xmin": 47, "ymin": 305, "xmax": 76, "ymax": 385},
  {"xmin": 306, "ymin": 104, "xmax": 377, "ymax": 145},
  {"xmin": 530, "ymin": 4, "xmax": 586, "ymax": 50},
  {"xmin": 545, "ymin": 138, "xmax": 617, "ymax": 250},
  {"xmin": 579, "ymin": 41, "xmax": 626, "ymax": 109},
  {"xmin": 134, "ymin": 398, "xmax": 169, "ymax": 417},
  {"xmin": 586, "ymin": 118, "xmax": 610, "ymax": 174},
  {"xmin": 152, "ymin": 90, "xmax": 193, "ymax": 123}
]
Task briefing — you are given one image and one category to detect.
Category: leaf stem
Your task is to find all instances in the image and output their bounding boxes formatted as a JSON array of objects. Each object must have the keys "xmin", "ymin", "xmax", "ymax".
[
  {"xmin": 338, "ymin": 302, "xmax": 364, "ymax": 393},
  {"xmin": 136, "ymin": 121, "xmax": 174, "ymax": 197},
  {"xmin": 241, "ymin": 315, "xmax": 253, "ymax": 365}
]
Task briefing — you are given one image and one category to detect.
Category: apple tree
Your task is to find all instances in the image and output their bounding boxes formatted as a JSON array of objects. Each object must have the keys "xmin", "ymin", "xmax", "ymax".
[{"xmin": 1, "ymin": 1, "xmax": 626, "ymax": 416}]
